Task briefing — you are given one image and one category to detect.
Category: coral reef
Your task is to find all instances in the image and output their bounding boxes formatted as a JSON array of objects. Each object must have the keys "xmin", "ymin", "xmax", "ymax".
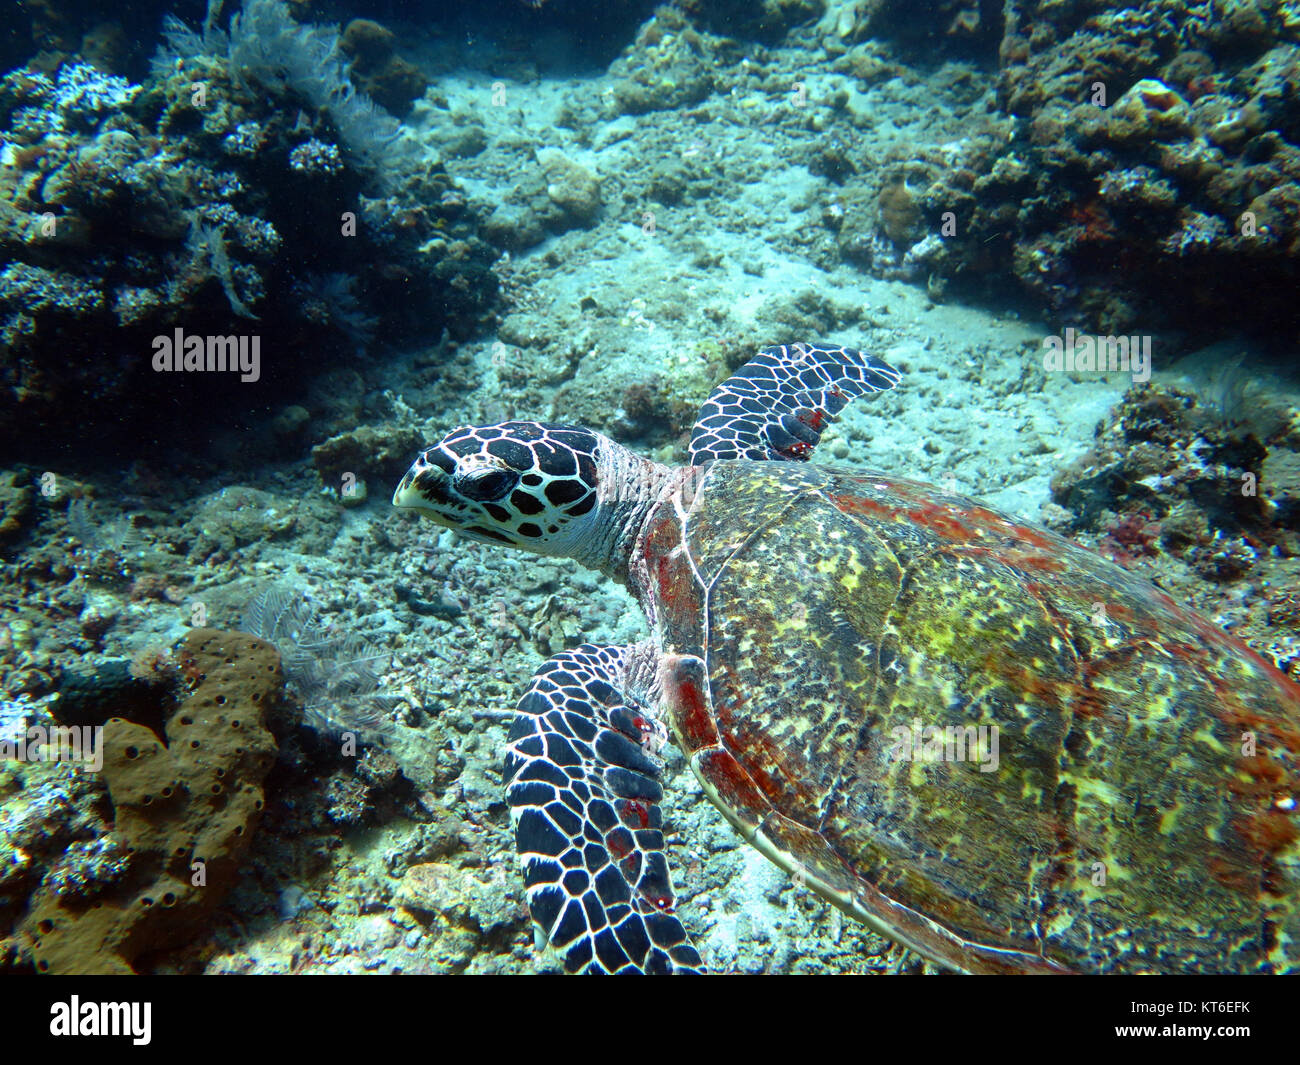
[
  {"xmin": 538, "ymin": 150, "xmax": 603, "ymax": 226},
  {"xmin": 895, "ymin": 0, "xmax": 1300, "ymax": 333},
  {"xmin": 52, "ymin": 657, "xmax": 175, "ymax": 732},
  {"xmin": 1047, "ymin": 363, "xmax": 1300, "ymax": 678},
  {"xmin": 157, "ymin": 0, "xmax": 414, "ymax": 175},
  {"xmin": 0, "ymin": 0, "xmax": 497, "ymax": 460},
  {"xmin": 181, "ymin": 486, "xmax": 297, "ymax": 561},
  {"xmin": 480, "ymin": 148, "xmax": 604, "ymax": 250},
  {"xmin": 607, "ymin": 10, "xmax": 717, "ymax": 116},
  {"xmin": 392, "ymin": 860, "xmax": 526, "ymax": 968},
  {"xmin": 338, "ymin": 18, "xmax": 429, "ymax": 118},
  {"xmin": 12, "ymin": 628, "xmax": 280, "ymax": 974},
  {"xmin": 310, "ymin": 422, "xmax": 426, "ymax": 500},
  {"xmin": 0, "ymin": 472, "xmax": 35, "ymax": 545}
]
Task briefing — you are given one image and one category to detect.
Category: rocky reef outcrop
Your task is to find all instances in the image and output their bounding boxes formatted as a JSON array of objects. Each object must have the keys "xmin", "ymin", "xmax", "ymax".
[
  {"xmin": 833, "ymin": 0, "xmax": 1300, "ymax": 336},
  {"xmin": 0, "ymin": 1, "xmax": 497, "ymax": 461}
]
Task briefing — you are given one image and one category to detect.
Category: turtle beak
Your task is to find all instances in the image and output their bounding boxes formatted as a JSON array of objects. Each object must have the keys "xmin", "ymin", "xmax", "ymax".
[{"xmin": 393, "ymin": 458, "xmax": 453, "ymax": 518}]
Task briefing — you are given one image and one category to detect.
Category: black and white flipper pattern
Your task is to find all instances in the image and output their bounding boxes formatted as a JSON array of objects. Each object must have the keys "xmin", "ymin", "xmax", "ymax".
[
  {"xmin": 688, "ymin": 342, "xmax": 901, "ymax": 465},
  {"xmin": 504, "ymin": 643, "xmax": 703, "ymax": 974}
]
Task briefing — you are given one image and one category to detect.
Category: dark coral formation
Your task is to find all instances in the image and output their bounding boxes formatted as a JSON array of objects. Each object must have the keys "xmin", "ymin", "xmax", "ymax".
[
  {"xmin": 0, "ymin": 1, "xmax": 497, "ymax": 462},
  {"xmin": 870, "ymin": 0, "xmax": 1300, "ymax": 333},
  {"xmin": 1047, "ymin": 372, "xmax": 1300, "ymax": 679},
  {"xmin": 52, "ymin": 657, "xmax": 175, "ymax": 733},
  {"xmin": 853, "ymin": 0, "xmax": 1002, "ymax": 52},
  {"xmin": 14, "ymin": 628, "xmax": 280, "ymax": 974},
  {"xmin": 680, "ymin": 0, "xmax": 827, "ymax": 42},
  {"xmin": 3, "ymin": 0, "xmax": 164, "ymax": 76},
  {"xmin": 338, "ymin": 18, "xmax": 428, "ymax": 117},
  {"xmin": 310, "ymin": 423, "xmax": 425, "ymax": 498}
]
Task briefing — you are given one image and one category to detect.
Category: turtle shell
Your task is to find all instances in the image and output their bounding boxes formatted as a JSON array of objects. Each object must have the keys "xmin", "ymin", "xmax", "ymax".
[{"xmin": 635, "ymin": 460, "xmax": 1300, "ymax": 974}]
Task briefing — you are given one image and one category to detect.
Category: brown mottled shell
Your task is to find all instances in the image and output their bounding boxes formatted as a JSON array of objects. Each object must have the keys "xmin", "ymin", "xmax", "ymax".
[{"xmin": 636, "ymin": 461, "xmax": 1300, "ymax": 974}]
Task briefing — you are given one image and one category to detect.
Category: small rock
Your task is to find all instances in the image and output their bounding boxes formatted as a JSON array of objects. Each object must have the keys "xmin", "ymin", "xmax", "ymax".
[
  {"xmin": 538, "ymin": 150, "xmax": 602, "ymax": 226},
  {"xmin": 394, "ymin": 862, "xmax": 466, "ymax": 920},
  {"xmin": 340, "ymin": 477, "xmax": 368, "ymax": 507}
]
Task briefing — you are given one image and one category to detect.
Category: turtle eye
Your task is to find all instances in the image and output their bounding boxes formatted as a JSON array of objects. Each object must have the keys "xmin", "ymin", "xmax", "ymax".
[{"xmin": 456, "ymin": 467, "xmax": 518, "ymax": 502}]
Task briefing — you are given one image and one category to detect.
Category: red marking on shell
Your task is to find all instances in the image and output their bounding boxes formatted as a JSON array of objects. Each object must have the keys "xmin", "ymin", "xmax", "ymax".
[
  {"xmin": 606, "ymin": 831, "xmax": 632, "ymax": 860},
  {"xmin": 1020, "ymin": 577, "xmax": 1052, "ymax": 602},
  {"xmin": 1101, "ymin": 600, "xmax": 1134, "ymax": 623},
  {"xmin": 980, "ymin": 511, "xmax": 1060, "ymax": 552},
  {"xmin": 1207, "ymin": 856, "xmax": 1258, "ymax": 894},
  {"xmin": 1235, "ymin": 809, "xmax": 1299, "ymax": 857},
  {"xmin": 1160, "ymin": 632, "xmax": 1300, "ymax": 750},
  {"xmin": 799, "ymin": 407, "xmax": 829, "ymax": 432},
  {"xmin": 639, "ymin": 501, "xmax": 706, "ymax": 638},
  {"xmin": 1232, "ymin": 645, "xmax": 1294, "ymax": 690},
  {"xmin": 1004, "ymin": 550, "xmax": 1065, "ymax": 574},
  {"xmin": 1001, "ymin": 658, "xmax": 1110, "ymax": 719},
  {"xmin": 905, "ymin": 503, "xmax": 976, "ymax": 541},
  {"xmin": 707, "ymin": 663, "xmax": 793, "ymax": 805},
  {"xmin": 781, "ymin": 442, "xmax": 815, "ymax": 459},
  {"xmin": 1153, "ymin": 589, "xmax": 1183, "ymax": 615},
  {"xmin": 1227, "ymin": 757, "xmax": 1288, "ymax": 799},
  {"xmin": 651, "ymin": 553, "xmax": 679, "ymax": 606},
  {"xmin": 827, "ymin": 492, "xmax": 893, "ymax": 519},
  {"xmin": 907, "ymin": 488, "xmax": 1064, "ymax": 551},
  {"xmin": 1148, "ymin": 631, "xmax": 1300, "ymax": 811},
  {"xmin": 848, "ymin": 477, "xmax": 1084, "ymax": 556},
  {"xmin": 1214, "ymin": 691, "xmax": 1300, "ymax": 775},
  {"xmin": 621, "ymin": 799, "xmax": 650, "ymax": 830},
  {"xmin": 1167, "ymin": 601, "xmax": 1300, "ymax": 692}
]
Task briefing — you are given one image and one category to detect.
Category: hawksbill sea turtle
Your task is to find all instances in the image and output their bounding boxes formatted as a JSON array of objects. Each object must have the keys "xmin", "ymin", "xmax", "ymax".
[{"xmin": 393, "ymin": 341, "xmax": 1300, "ymax": 974}]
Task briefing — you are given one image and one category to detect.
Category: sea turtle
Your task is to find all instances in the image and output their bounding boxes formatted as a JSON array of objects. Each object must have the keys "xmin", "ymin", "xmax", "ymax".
[{"xmin": 393, "ymin": 341, "xmax": 1300, "ymax": 974}]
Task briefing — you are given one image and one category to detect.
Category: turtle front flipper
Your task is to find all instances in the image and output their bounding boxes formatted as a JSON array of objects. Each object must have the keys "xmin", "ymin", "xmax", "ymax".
[
  {"xmin": 504, "ymin": 643, "xmax": 703, "ymax": 974},
  {"xmin": 688, "ymin": 342, "xmax": 900, "ymax": 465}
]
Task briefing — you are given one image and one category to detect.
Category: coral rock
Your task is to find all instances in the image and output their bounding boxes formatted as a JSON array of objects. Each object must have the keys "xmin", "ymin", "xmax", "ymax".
[
  {"xmin": 1107, "ymin": 79, "xmax": 1191, "ymax": 142},
  {"xmin": 19, "ymin": 629, "xmax": 281, "ymax": 974},
  {"xmin": 878, "ymin": 171, "xmax": 923, "ymax": 245},
  {"xmin": 339, "ymin": 19, "xmax": 428, "ymax": 118},
  {"xmin": 539, "ymin": 150, "xmax": 602, "ymax": 226},
  {"xmin": 311, "ymin": 423, "xmax": 425, "ymax": 494}
]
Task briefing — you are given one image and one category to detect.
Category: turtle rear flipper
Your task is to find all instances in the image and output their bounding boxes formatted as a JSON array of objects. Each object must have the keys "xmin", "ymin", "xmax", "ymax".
[
  {"xmin": 505, "ymin": 643, "xmax": 702, "ymax": 974},
  {"xmin": 689, "ymin": 342, "xmax": 900, "ymax": 465}
]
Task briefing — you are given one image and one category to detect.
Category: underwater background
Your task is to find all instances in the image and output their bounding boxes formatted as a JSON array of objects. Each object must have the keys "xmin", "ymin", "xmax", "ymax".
[{"xmin": 1, "ymin": 0, "xmax": 1299, "ymax": 974}]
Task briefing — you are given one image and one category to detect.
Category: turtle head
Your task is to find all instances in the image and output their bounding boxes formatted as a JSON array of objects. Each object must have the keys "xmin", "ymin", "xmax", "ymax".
[{"xmin": 393, "ymin": 422, "xmax": 605, "ymax": 556}]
